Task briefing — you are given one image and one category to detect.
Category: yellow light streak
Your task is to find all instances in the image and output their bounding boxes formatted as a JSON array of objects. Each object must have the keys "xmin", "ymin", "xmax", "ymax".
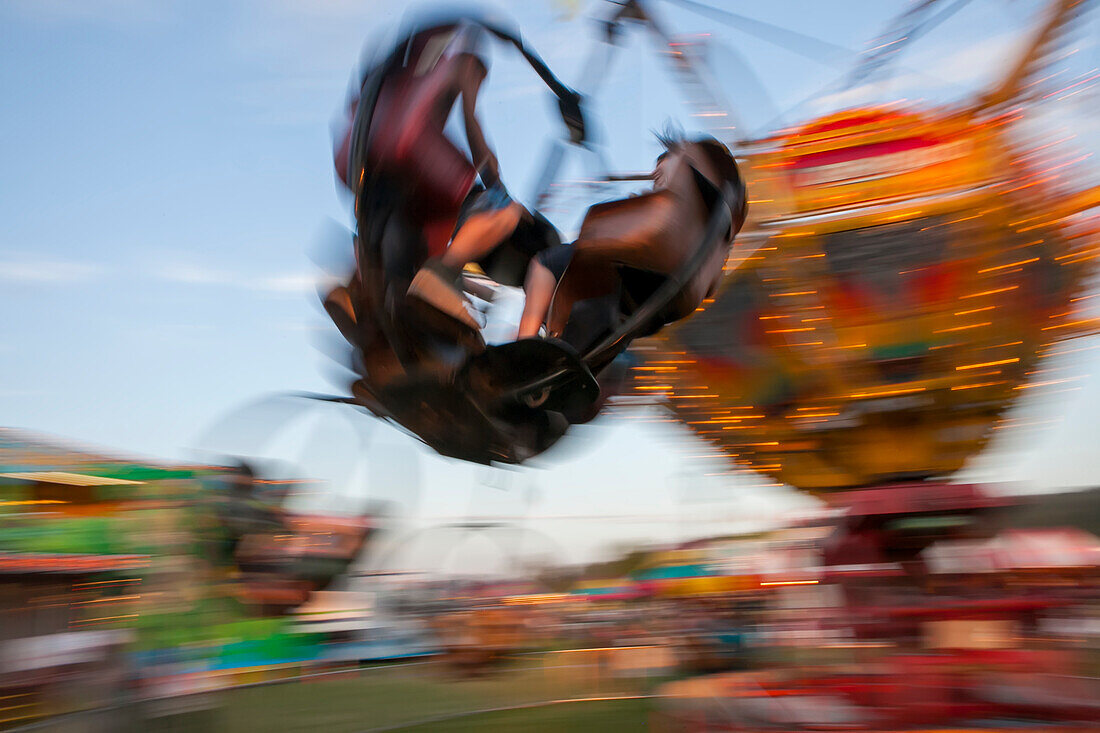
[
  {"xmin": 0, "ymin": 500, "xmax": 67, "ymax": 507},
  {"xmin": 950, "ymin": 381, "xmax": 1005, "ymax": 391},
  {"xmin": 959, "ymin": 286, "xmax": 1018, "ymax": 299},
  {"xmin": 978, "ymin": 257, "xmax": 1039, "ymax": 273},
  {"xmin": 935, "ymin": 322, "xmax": 992, "ymax": 333},
  {"xmin": 847, "ymin": 386, "xmax": 926, "ymax": 398},
  {"xmin": 1042, "ymin": 319, "xmax": 1099, "ymax": 331},
  {"xmin": 956, "ymin": 358, "xmax": 1019, "ymax": 371}
]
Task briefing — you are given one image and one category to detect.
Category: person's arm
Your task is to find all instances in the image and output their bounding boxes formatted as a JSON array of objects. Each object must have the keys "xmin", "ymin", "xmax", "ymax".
[{"xmin": 457, "ymin": 55, "xmax": 500, "ymax": 188}]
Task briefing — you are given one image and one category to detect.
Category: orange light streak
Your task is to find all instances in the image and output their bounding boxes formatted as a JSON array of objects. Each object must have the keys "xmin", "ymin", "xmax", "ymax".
[
  {"xmin": 847, "ymin": 386, "xmax": 926, "ymax": 398},
  {"xmin": 1041, "ymin": 319, "xmax": 1100, "ymax": 331},
  {"xmin": 956, "ymin": 357, "xmax": 1019, "ymax": 370},
  {"xmin": 978, "ymin": 258, "xmax": 1039, "ymax": 273},
  {"xmin": 959, "ymin": 286, "xmax": 1018, "ymax": 299},
  {"xmin": 935, "ymin": 322, "xmax": 992, "ymax": 333}
]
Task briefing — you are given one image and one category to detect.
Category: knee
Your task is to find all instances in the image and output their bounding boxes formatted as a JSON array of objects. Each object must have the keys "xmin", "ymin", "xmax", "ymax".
[
  {"xmin": 458, "ymin": 203, "xmax": 523, "ymax": 241},
  {"xmin": 524, "ymin": 257, "xmax": 553, "ymax": 292},
  {"xmin": 494, "ymin": 202, "xmax": 524, "ymax": 235}
]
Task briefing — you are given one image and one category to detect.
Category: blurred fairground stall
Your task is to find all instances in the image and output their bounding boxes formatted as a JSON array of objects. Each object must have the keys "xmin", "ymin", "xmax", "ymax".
[{"xmin": 0, "ymin": 429, "xmax": 375, "ymax": 728}]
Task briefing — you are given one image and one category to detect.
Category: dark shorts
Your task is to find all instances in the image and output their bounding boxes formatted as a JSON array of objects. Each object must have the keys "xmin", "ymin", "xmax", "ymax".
[
  {"xmin": 535, "ymin": 242, "xmax": 575, "ymax": 281},
  {"xmin": 454, "ymin": 181, "xmax": 515, "ymax": 230}
]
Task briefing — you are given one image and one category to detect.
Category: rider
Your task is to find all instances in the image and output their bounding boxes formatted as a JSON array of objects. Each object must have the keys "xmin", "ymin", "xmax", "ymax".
[
  {"xmin": 517, "ymin": 133, "xmax": 746, "ymax": 339},
  {"xmin": 330, "ymin": 16, "xmax": 555, "ymax": 332}
]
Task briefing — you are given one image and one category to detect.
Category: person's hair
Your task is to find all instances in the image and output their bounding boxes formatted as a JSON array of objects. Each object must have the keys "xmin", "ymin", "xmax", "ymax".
[
  {"xmin": 654, "ymin": 121, "xmax": 686, "ymax": 152},
  {"xmin": 688, "ymin": 136, "xmax": 747, "ymax": 234},
  {"xmin": 656, "ymin": 127, "xmax": 748, "ymax": 236}
]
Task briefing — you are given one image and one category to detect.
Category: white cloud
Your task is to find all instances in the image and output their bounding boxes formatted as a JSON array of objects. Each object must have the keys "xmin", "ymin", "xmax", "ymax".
[
  {"xmin": 256, "ymin": 274, "xmax": 317, "ymax": 294},
  {"xmin": 157, "ymin": 263, "xmax": 234, "ymax": 286},
  {"xmin": 0, "ymin": 257, "xmax": 106, "ymax": 284},
  {"xmin": 152, "ymin": 261, "xmax": 318, "ymax": 295}
]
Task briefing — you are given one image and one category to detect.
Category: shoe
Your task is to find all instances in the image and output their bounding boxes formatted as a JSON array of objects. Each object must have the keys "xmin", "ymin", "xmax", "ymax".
[{"xmin": 408, "ymin": 261, "xmax": 481, "ymax": 331}]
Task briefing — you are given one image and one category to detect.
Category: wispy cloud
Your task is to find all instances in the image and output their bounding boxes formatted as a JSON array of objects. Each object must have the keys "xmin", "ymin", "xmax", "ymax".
[
  {"xmin": 0, "ymin": 257, "xmax": 106, "ymax": 284},
  {"xmin": 258, "ymin": 274, "xmax": 317, "ymax": 294},
  {"xmin": 152, "ymin": 262, "xmax": 318, "ymax": 295},
  {"xmin": 159, "ymin": 263, "xmax": 234, "ymax": 286}
]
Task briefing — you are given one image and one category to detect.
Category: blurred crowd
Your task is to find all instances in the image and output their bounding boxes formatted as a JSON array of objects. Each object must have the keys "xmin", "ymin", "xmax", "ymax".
[{"xmin": 1, "ymin": 429, "xmax": 1099, "ymax": 729}]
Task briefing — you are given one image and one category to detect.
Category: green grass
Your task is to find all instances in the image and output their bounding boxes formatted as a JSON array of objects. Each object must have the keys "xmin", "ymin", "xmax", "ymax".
[
  {"xmin": 391, "ymin": 698, "xmax": 651, "ymax": 731},
  {"xmin": 217, "ymin": 659, "xmax": 655, "ymax": 732}
]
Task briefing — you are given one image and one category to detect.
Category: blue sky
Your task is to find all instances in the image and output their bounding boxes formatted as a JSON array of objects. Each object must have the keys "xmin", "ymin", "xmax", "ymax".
[{"xmin": 2, "ymin": 0, "xmax": 1097, "ymax": 566}]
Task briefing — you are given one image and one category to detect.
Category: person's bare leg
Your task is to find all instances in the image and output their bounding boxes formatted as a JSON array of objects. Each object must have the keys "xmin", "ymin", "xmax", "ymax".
[
  {"xmin": 519, "ymin": 259, "xmax": 557, "ymax": 339},
  {"xmin": 441, "ymin": 202, "xmax": 524, "ymax": 269},
  {"xmin": 408, "ymin": 202, "xmax": 524, "ymax": 330}
]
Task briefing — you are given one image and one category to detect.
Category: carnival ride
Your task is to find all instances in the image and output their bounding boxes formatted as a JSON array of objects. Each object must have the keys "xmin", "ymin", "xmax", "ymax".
[
  {"xmin": 304, "ymin": 0, "xmax": 1100, "ymax": 563},
  {"xmin": 323, "ymin": 9, "xmax": 746, "ymax": 465},
  {"xmin": 318, "ymin": 0, "xmax": 1098, "ymax": 481},
  {"xmin": 528, "ymin": 0, "xmax": 1100, "ymax": 728},
  {"xmin": 534, "ymin": 0, "xmax": 1099, "ymax": 554},
  {"xmin": 523, "ymin": 0, "xmax": 1098, "ymax": 495},
  {"xmin": 202, "ymin": 0, "xmax": 1098, "ymax": 714}
]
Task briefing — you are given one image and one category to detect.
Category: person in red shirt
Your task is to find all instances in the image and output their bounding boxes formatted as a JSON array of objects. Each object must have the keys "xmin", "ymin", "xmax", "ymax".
[{"xmin": 330, "ymin": 16, "xmax": 581, "ymax": 333}]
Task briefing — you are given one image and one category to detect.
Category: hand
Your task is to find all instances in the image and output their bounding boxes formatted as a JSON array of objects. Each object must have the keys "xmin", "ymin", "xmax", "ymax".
[{"xmin": 558, "ymin": 91, "xmax": 587, "ymax": 146}]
